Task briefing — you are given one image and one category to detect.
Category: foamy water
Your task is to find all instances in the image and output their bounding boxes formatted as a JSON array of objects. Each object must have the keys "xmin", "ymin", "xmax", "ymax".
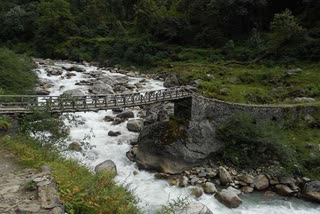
[{"xmin": 35, "ymin": 60, "xmax": 320, "ymax": 214}]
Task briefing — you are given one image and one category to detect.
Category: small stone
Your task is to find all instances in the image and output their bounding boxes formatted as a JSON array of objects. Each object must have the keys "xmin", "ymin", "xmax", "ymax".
[
  {"xmin": 68, "ymin": 142, "xmax": 82, "ymax": 152},
  {"xmin": 203, "ymin": 182, "xmax": 217, "ymax": 194},
  {"xmin": 191, "ymin": 186, "xmax": 203, "ymax": 198},
  {"xmin": 238, "ymin": 175, "xmax": 254, "ymax": 184},
  {"xmin": 215, "ymin": 189, "xmax": 242, "ymax": 208},
  {"xmin": 198, "ymin": 172, "xmax": 207, "ymax": 178},
  {"xmin": 104, "ymin": 116, "xmax": 114, "ymax": 122},
  {"xmin": 108, "ymin": 131, "xmax": 121, "ymax": 137},
  {"xmin": 191, "ymin": 177, "xmax": 200, "ymax": 185},
  {"xmin": 241, "ymin": 186, "xmax": 254, "ymax": 193},
  {"xmin": 303, "ymin": 177, "xmax": 311, "ymax": 183},
  {"xmin": 179, "ymin": 176, "xmax": 189, "ymax": 187}
]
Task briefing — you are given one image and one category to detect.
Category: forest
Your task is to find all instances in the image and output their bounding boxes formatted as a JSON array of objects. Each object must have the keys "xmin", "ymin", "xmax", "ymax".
[{"xmin": 0, "ymin": 0, "xmax": 319, "ymax": 65}]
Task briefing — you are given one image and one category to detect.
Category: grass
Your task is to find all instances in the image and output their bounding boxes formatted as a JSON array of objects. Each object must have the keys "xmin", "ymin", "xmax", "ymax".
[
  {"xmin": 153, "ymin": 60, "xmax": 320, "ymax": 104},
  {"xmin": 0, "ymin": 135, "xmax": 140, "ymax": 214}
]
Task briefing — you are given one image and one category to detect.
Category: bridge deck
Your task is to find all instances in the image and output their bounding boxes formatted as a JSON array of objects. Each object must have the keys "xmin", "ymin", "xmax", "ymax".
[{"xmin": 0, "ymin": 87, "xmax": 193, "ymax": 114}]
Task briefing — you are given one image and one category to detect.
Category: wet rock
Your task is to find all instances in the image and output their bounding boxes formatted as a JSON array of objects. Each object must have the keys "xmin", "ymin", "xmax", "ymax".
[
  {"xmin": 103, "ymin": 116, "xmax": 114, "ymax": 122},
  {"xmin": 112, "ymin": 118, "xmax": 125, "ymax": 125},
  {"xmin": 127, "ymin": 119, "xmax": 144, "ymax": 132},
  {"xmin": 62, "ymin": 89, "xmax": 86, "ymax": 96},
  {"xmin": 219, "ymin": 166, "xmax": 233, "ymax": 185},
  {"xmin": 275, "ymin": 184, "xmax": 294, "ymax": 196},
  {"xmin": 116, "ymin": 111, "xmax": 134, "ymax": 119},
  {"xmin": 108, "ymin": 131, "xmax": 121, "ymax": 137},
  {"xmin": 69, "ymin": 66, "xmax": 86, "ymax": 73},
  {"xmin": 303, "ymin": 181, "xmax": 320, "ymax": 203},
  {"xmin": 175, "ymin": 202, "xmax": 213, "ymax": 214},
  {"xmin": 90, "ymin": 83, "xmax": 114, "ymax": 94},
  {"xmin": 254, "ymin": 175, "xmax": 269, "ymax": 191},
  {"xmin": 241, "ymin": 186, "xmax": 254, "ymax": 193},
  {"xmin": 203, "ymin": 182, "xmax": 217, "ymax": 194},
  {"xmin": 68, "ymin": 142, "xmax": 82, "ymax": 152},
  {"xmin": 179, "ymin": 176, "xmax": 189, "ymax": 187},
  {"xmin": 191, "ymin": 186, "xmax": 203, "ymax": 198},
  {"xmin": 95, "ymin": 160, "xmax": 117, "ymax": 175},
  {"xmin": 46, "ymin": 67, "xmax": 63, "ymax": 76},
  {"xmin": 215, "ymin": 189, "xmax": 242, "ymax": 208}
]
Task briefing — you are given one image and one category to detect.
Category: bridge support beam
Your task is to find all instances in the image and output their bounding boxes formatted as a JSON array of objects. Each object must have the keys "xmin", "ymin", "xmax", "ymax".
[{"xmin": 173, "ymin": 97, "xmax": 193, "ymax": 121}]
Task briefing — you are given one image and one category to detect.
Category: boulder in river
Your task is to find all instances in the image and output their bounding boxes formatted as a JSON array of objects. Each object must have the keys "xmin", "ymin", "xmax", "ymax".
[
  {"xmin": 68, "ymin": 142, "xmax": 82, "ymax": 152},
  {"xmin": 203, "ymin": 182, "xmax": 217, "ymax": 194},
  {"xmin": 62, "ymin": 89, "xmax": 86, "ymax": 96},
  {"xmin": 89, "ymin": 83, "xmax": 115, "ymax": 94},
  {"xmin": 127, "ymin": 119, "xmax": 144, "ymax": 132},
  {"xmin": 95, "ymin": 160, "xmax": 117, "ymax": 175},
  {"xmin": 175, "ymin": 202, "xmax": 213, "ymax": 214},
  {"xmin": 116, "ymin": 111, "xmax": 134, "ymax": 119},
  {"xmin": 108, "ymin": 131, "xmax": 121, "ymax": 137},
  {"xmin": 303, "ymin": 181, "xmax": 320, "ymax": 203},
  {"xmin": 134, "ymin": 120, "xmax": 223, "ymax": 174},
  {"xmin": 215, "ymin": 189, "xmax": 242, "ymax": 208}
]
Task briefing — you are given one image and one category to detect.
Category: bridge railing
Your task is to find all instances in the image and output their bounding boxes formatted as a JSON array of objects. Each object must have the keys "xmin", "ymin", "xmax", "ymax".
[{"xmin": 0, "ymin": 87, "xmax": 193, "ymax": 114}]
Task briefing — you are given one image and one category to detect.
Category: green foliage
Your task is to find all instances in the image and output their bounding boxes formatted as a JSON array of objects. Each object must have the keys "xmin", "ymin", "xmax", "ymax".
[
  {"xmin": 0, "ymin": 48, "xmax": 36, "ymax": 94},
  {"xmin": 157, "ymin": 197, "xmax": 189, "ymax": 214},
  {"xmin": 216, "ymin": 112, "xmax": 296, "ymax": 168},
  {"xmin": 0, "ymin": 116, "xmax": 10, "ymax": 132},
  {"xmin": 270, "ymin": 9, "xmax": 305, "ymax": 50},
  {"xmin": 1, "ymin": 135, "xmax": 140, "ymax": 214}
]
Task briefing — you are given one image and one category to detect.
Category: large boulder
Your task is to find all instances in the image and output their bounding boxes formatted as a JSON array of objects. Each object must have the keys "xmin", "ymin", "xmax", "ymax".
[
  {"xmin": 164, "ymin": 74, "xmax": 180, "ymax": 88},
  {"xmin": 68, "ymin": 142, "xmax": 82, "ymax": 152},
  {"xmin": 90, "ymin": 83, "xmax": 114, "ymax": 94},
  {"xmin": 175, "ymin": 202, "xmax": 213, "ymax": 214},
  {"xmin": 215, "ymin": 189, "xmax": 242, "ymax": 208},
  {"xmin": 62, "ymin": 89, "xmax": 86, "ymax": 96},
  {"xmin": 203, "ymin": 182, "xmax": 217, "ymax": 194},
  {"xmin": 94, "ymin": 160, "xmax": 117, "ymax": 175},
  {"xmin": 275, "ymin": 184, "xmax": 294, "ymax": 196},
  {"xmin": 127, "ymin": 119, "xmax": 144, "ymax": 132},
  {"xmin": 134, "ymin": 120, "xmax": 223, "ymax": 174},
  {"xmin": 303, "ymin": 181, "xmax": 320, "ymax": 203}
]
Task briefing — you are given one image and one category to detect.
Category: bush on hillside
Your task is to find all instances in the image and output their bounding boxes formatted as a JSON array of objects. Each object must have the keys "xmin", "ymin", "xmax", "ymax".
[
  {"xmin": 0, "ymin": 48, "xmax": 36, "ymax": 94},
  {"xmin": 216, "ymin": 112, "xmax": 296, "ymax": 169}
]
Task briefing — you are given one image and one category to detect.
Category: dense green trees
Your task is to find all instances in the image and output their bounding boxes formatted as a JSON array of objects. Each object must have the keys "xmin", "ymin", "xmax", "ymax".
[{"xmin": 0, "ymin": 0, "xmax": 319, "ymax": 62}]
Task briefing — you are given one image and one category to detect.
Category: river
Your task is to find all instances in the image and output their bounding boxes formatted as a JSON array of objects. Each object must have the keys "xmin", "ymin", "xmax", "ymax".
[{"xmin": 35, "ymin": 60, "xmax": 320, "ymax": 214}]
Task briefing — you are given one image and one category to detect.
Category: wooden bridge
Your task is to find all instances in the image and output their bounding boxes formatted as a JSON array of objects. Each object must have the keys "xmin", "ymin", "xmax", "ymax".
[{"xmin": 0, "ymin": 87, "xmax": 194, "ymax": 114}]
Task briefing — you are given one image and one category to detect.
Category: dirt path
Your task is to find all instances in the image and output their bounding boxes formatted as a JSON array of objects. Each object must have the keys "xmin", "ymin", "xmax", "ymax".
[{"xmin": 0, "ymin": 148, "xmax": 54, "ymax": 214}]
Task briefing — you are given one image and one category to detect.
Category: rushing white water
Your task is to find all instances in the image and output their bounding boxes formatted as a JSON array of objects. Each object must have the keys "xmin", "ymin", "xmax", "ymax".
[{"xmin": 35, "ymin": 60, "xmax": 320, "ymax": 214}]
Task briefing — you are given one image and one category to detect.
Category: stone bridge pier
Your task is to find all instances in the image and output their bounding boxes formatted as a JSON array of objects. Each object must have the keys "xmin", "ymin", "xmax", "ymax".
[{"xmin": 172, "ymin": 97, "xmax": 193, "ymax": 121}]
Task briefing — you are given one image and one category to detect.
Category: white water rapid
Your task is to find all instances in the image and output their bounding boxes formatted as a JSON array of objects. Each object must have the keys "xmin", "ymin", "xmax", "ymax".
[{"xmin": 35, "ymin": 60, "xmax": 320, "ymax": 214}]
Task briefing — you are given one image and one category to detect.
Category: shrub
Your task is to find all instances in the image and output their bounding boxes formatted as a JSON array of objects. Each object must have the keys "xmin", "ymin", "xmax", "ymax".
[
  {"xmin": 0, "ymin": 48, "xmax": 37, "ymax": 94},
  {"xmin": 216, "ymin": 112, "xmax": 296, "ymax": 169}
]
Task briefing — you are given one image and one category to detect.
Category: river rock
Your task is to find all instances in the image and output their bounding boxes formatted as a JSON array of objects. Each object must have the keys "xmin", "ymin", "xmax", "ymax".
[
  {"xmin": 116, "ymin": 111, "xmax": 134, "ymax": 119},
  {"xmin": 203, "ymin": 182, "xmax": 217, "ymax": 194},
  {"xmin": 104, "ymin": 116, "xmax": 114, "ymax": 122},
  {"xmin": 17, "ymin": 204, "xmax": 41, "ymax": 213},
  {"xmin": 68, "ymin": 142, "xmax": 82, "ymax": 152},
  {"xmin": 191, "ymin": 186, "xmax": 203, "ymax": 198},
  {"xmin": 108, "ymin": 131, "xmax": 121, "ymax": 137},
  {"xmin": 35, "ymin": 88, "xmax": 50, "ymax": 95},
  {"xmin": 303, "ymin": 181, "xmax": 320, "ymax": 203},
  {"xmin": 179, "ymin": 176, "xmax": 189, "ymax": 187},
  {"xmin": 219, "ymin": 166, "xmax": 233, "ymax": 185},
  {"xmin": 175, "ymin": 202, "xmax": 213, "ymax": 214},
  {"xmin": 127, "ymin": 119, "xmax": 143, "ymax": 132},
  {"xmin": 62, "ymin": 89, "xmax": 86, "ymax": 96},
  {"xmin": 238, "ymin": 175, "xmax": 254, "ymax": 184},
  {"xmin": 68, "ymin": 65, "xmax": 86, "ymax": 73},
  {"xmin": 241, "ymin": 186, "xmax": 254, "ymax": 193},
  {"xmin": 46, "ymin": 67, "xmax": 63, "ymax": 76},
  {"xmin": 164, "ymin": 74, "xmax": 180, "ymax": 87},
  {"xmin": 94, "ymin": 160, "xmax": 117, "ymax": 175},
  {"xmin": 254, "ymin": 175, "xmax": 269, "ymax": 191},
  {"xmin": 90, "ymin": 83, "xmax": 114, "ymax": 94},
  {"xmin": 215, "ymin": 189, "xmax": 242, "ymax": 208},
  {"xmin": 275, "ymin": 184, "xmax": 294, "ymax": 196}
]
